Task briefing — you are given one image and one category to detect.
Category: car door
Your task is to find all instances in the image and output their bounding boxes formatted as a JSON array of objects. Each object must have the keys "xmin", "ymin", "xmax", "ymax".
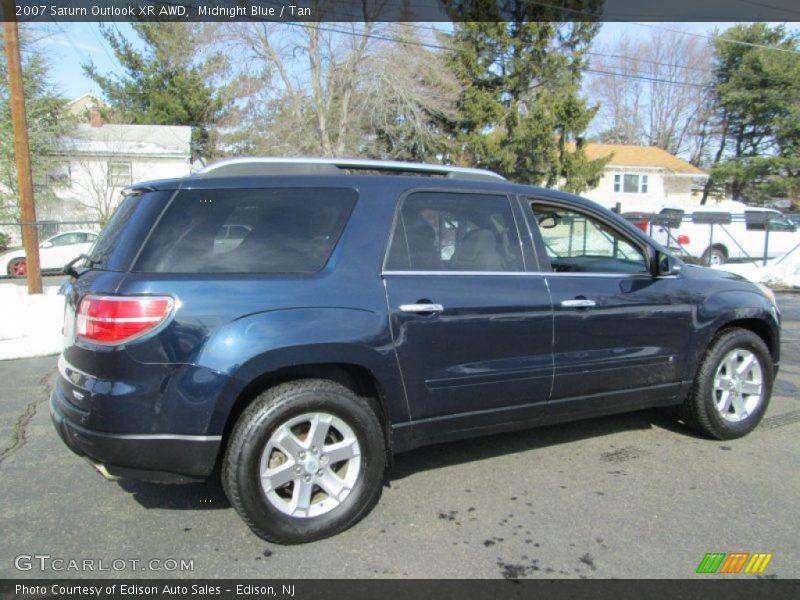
[
  {"xmin": 525, "ymin": 198, "xmax": 693, "ymax": 414},
  {"xmin": 383, "ymin": 190, "xmax": 554, "ymax": 431},
  {"xmin": 40, "ymin": 233, "xmax": 75, "ymax": 269}
]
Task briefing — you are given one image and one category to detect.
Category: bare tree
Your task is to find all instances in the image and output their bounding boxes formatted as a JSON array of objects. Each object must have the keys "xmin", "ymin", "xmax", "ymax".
[
  {"xmin": 589, "ymin": 28, "xmax": 713, "ymax": 161},
  {"xmin": 67, "ymin": 158, "xmax": 123, "ymax": 224},
  {"xmin": 222, "ymin": 16, "xmax": 458, "ymax": 160}
]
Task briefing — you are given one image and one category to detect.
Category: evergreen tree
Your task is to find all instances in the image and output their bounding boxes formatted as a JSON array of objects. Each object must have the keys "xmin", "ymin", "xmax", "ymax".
[
  {"xmin": 0, "ymin": 29, "xmax": 71, "ymax": 220},
  {"xmin": 84, "ymin": 23, "xmax": 233, "ymax": 161},
  {"xmin": 705, "ymin": 24, "xmax": 800, "ymax": 203},
  {"xmin": 444, "ymin": 1, "xmax": 608, "ymax": 191}
]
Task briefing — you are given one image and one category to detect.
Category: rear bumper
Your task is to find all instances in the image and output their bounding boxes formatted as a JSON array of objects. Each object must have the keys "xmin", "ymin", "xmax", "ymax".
[{"xmin": 50, "ymin": 387, "xmax": 220, "ymax": 481}]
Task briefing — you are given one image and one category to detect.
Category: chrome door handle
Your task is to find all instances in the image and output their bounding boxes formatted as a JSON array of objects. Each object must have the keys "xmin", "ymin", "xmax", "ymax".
[
  {"xmin": 399, "ymin": 303, "xmax": 444, "ymax": 314},
  {"xmin": 561, "ymin": 299, "xmax": 596, "ymax": 308}
]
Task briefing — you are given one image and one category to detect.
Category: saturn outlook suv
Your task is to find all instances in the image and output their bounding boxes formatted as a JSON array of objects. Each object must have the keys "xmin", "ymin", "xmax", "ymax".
[{"xmin": 51, "ymin": 158, "xmax": 780, "ymax": 543}]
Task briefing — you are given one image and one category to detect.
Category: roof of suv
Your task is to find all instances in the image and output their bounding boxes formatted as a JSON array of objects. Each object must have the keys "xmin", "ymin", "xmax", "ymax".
[
  {"xmin": 124, "ymin": 157, "xmax": 639, "ymax": 226},
  {"xmin": 196, "ymin": 157, "xmax": 507, "ymax": 181}
]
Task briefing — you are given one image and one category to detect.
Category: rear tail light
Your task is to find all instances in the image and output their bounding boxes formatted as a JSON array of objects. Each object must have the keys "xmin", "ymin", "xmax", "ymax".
[
  {"xmin": 76, "ymin": 295, "xmax": 174, "ymax": 344},
  {"xmin": 632, "ymin": 220, "xmax": 650, "ymax": 233},
  {"xmin": 677, "ymin": 235, "xmax": 690, "ymax": 245}
]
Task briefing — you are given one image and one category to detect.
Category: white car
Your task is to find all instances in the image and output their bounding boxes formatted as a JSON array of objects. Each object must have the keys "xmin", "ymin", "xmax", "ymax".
[
  {"xmin": 649, "ymin": 204, "xmax": 799, "ymax": 265},
  {"xmin": 1, "ymin": 230, "xmax": 98, "ymax": 278}
]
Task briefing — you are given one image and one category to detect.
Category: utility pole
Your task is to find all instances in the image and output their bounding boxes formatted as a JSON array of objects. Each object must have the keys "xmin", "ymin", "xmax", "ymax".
[{"xmin": 3, "ymin": 0, "xmax": 43, "ymax": 293}]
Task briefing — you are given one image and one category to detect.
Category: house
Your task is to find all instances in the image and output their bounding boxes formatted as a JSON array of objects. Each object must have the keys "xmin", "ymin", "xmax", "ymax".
[
  {"xmin": 577, "ymin": 143, "xmax": 708, "ymax": 214},
  {"xmin": 38, "ymin": 115, "xmax": 192, "ymax": 226}
]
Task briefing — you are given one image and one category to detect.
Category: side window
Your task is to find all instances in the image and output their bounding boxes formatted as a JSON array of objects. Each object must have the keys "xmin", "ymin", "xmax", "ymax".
[
  {"xmin": 768, "ymin": 214, "xmax": 795, "ymax": 232},
  {"xmin": 385, "ymin": 192, "xmax": 523, "ymax": 272},
  {"xmin": 531, "ymin": 203, "xmax": 649, "ymax": 274},
  {"xmin": 50, "ymin": 233, "xmax": 82, "ymax": 246},
  {"xmin": 107, "ymin": 162, "xmax": 132, "ymax": 187}
]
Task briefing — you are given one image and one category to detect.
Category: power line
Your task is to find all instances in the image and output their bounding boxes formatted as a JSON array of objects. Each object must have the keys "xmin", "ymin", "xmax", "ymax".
[
  {"xmin": 282, "ymin": 21, "xmax": 714, "ymax": 89},
  {"xmin": 630, "ymin": 22, "xmax": 800, "ymax": 55},
  {"xmin": 525, "ymin": 0, "xmax": 800, "ymax": 55},
  {"xmin": 119, "ymin": 0, "xmax": 720, "ymax": 81}
]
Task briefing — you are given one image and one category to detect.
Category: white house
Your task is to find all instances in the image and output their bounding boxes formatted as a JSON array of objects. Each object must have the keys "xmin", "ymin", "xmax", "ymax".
[
  {"xmin": 577, "ymin": 143, "xmax": 709, "ymax": 214},
  {"xmin": 40, "ymin": 117, "xmax": 192, "ymax": 224}
]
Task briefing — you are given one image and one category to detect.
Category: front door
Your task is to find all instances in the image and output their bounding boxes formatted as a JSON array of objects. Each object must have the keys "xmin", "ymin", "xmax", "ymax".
[
  {"xmin": 383, "ymin": 190, "xmax": 553, "ymax": 428},
  {"xmin": 526, "ymin": 200, "xmax": 693, "ymax": 414}
]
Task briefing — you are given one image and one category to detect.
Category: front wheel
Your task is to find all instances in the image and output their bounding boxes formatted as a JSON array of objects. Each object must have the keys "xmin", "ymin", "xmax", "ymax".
[
  {"xmin": 680, "ymin": 328, "xmax": 773, "ymax": 439},
  {"xmin": 222, "ymin": 379, "xmax": 385, "ymax": 544}
]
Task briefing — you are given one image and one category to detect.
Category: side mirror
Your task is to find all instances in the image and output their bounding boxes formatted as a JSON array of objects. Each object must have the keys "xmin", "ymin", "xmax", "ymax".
[
  {"xmin": 40, "ymin": 241, "xmax": 53, "ymax": 249},
  {"xmin": 657, "ymin": 251, "xmax": 681, "ymax": 276}
]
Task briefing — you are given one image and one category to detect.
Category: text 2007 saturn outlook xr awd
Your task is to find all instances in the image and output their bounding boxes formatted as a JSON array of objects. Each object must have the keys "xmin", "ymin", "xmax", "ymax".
[{"xmin": 51, "ymin": 158, "xmax": 780, "ymax": 543}]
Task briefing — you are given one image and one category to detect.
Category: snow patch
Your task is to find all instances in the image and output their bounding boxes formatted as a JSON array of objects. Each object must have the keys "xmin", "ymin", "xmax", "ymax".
[
  {"xmin": 712, "ymin": 244, "xmax": 800, "ymax": 289},
  {"xmin": 0, "ymin": 284, "xmax": 65, "ymax": 360}
]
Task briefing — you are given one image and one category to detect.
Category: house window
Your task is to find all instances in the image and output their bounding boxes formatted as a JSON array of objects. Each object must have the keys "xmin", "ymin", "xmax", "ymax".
[
  {"xmin": 613, "ymin": 173, "xmax": 649, "ymax": 194},
  {"xmin": 107, "ymin": 162, "xmax": 132, "ymax": 187},
  {"xmin": 46, "ymin": 163, "xmax": 71, "ymax": 187}
]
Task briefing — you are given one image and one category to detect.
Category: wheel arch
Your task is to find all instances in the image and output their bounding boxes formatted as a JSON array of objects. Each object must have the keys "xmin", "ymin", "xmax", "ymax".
[
  {"xmin": 703, "ymin": 243, "xmax": 729, "ymax": 263},
  {"xmin": 219, "ymin": 361, "xmax": 396, "ymax": 466},
  {"xmin": 692, "ymin": 290, "xmax": 781, "ymax": 383},
  {"xmin": 713, "ymin": 317, "xmax": 779, "ymax": 364}
]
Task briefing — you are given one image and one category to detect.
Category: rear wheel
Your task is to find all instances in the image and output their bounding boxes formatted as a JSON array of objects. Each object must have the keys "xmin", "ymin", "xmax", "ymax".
[
  {"xmin": 7, "ymin": 258, "xmax": 26, "ymax": 278},
  {"xmin": 222, "ymin": 379, "xmax": 385, "ymax": 544},
  {"xmin": 680, "ymin": 328, "xmax": 773, "ymax": 439},
  {"xmin": 702, "ymin": 246, "xmax": 726, "ymax": 266}
]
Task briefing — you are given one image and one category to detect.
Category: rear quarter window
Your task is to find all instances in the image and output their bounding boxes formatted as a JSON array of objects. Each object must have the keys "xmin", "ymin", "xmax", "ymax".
[{"xmin": 133, "ymin": 188, "xmax": 357, "ymax": 274}]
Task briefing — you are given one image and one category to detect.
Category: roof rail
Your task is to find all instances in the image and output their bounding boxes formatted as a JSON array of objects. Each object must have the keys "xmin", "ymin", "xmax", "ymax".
[{"xmin": 196, "ymin": 157, "xmax": 506, "ymax": 182}]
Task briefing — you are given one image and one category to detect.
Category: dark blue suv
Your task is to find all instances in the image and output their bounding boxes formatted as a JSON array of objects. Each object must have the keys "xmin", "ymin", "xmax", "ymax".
[{"xmin": 51, "ymin": 158, "xmax": 780, "ymax": 543}]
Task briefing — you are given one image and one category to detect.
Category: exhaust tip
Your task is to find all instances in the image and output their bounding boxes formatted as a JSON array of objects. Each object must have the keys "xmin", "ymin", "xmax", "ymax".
[{"xmin": 86, "ymin": 459, "xmax": 121, "ymax": 481}]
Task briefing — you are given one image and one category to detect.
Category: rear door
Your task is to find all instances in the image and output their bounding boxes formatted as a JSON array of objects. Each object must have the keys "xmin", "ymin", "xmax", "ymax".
[
  {"xmin": 383, "ymin": 190, "xmax": 553, "ymax": 428},
  {"xmin": 525, "ymin": 199, "xmax": 693, "ymax": 414}
]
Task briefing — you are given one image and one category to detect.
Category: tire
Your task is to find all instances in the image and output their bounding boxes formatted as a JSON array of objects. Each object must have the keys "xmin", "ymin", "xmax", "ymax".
[
  {"xmin": 7, "ymin": 258, "xmax": 26, "ymax": 278},
  {"xmin": 702, "ymin": 246, "xmax": 726, "ymax": 266},
  {"xmin": 222, "ymin": 379, "xmax": 385, "ymax": 544},
  {"xmin": 680, "ymin": 328, "xmax": 773, "ymax": 440}
]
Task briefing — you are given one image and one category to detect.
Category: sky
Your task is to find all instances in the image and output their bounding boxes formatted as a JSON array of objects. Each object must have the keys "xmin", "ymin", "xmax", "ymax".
[{"xmin": 33, "ymin": 21, "xmax": 749, "ymax": 102}]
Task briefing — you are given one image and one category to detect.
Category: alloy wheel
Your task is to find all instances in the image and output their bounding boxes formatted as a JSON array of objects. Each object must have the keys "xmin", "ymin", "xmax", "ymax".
[
  {"xmin": 258, "ymin": 412, "xmax": 361, "ymax": 518},
  {"xmin": 713, "ymin": 348, "xmax": 764, "ymax": 423}
]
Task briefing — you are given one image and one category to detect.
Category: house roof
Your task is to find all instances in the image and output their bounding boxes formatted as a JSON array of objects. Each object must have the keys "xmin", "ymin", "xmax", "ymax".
[
  {"xmin": 63, "ymin": 124, "xmax": 192, "ymax": 159},
  {"xmin": 582, "ymin": 143, "xmax": 707, "ymax": 175},
  {"xmin": 64, "ymin": 94, "xmax": 107, "ymax": 114}
]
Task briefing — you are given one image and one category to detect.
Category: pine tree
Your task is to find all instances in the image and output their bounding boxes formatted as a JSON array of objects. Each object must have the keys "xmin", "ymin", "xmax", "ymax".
[
  {"xmin": 445, "ymin": 1, "xmax": 608, "ymax": 191},
  {"xmin": 705, "ymin": 24, "xmax": 800, "ymax": 203},
  {"xmin": 0, "ymin": 29, "xmax": 71, "ymax": 220},
  {"xmin": 84, "ymin": 23, "xmax": 233, "ymax": 161}
]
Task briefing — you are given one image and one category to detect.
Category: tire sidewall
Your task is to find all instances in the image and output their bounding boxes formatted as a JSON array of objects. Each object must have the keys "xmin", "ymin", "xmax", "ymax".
[
  {"xmin": 229, "ymin": 383, "xmax": 384, "ymax": 543},
  {"xmin": 704, "ymin": 247, "xmax": 725, "ymax": 266},
  {"xmin": 699, "ymin": 331, "xmax": 773, "ymax": 438}
]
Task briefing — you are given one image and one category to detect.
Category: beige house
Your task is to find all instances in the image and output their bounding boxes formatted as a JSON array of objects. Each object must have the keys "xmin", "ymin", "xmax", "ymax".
[{"xmin": 578, "ymin": 143, "xmax": 708, "ymax": 214}]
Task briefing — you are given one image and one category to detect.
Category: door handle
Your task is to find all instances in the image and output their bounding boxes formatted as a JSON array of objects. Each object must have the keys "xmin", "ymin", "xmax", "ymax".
[
  {"xmin": 561, "ymin": 299, "xmax": 596, "ymax": 308},
  {"xmin": 400, "ymin": 303, "xmax": 444, "ymax": 314}
]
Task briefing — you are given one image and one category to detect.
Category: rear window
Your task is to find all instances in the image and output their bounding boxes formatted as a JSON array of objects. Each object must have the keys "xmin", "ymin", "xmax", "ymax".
[
  {"xmin": 88, "ymin": 191, "xmax": 159, "ymax": 269},
  {"xmin": 133, "ymin": 188, "xmax": 357, "ymax": 273}
]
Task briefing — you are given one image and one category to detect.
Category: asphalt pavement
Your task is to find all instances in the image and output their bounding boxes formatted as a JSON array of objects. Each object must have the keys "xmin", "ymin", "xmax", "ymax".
[{"xmin": 1, "ymin": 295, "xmax": 798, "ymax": 579}]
